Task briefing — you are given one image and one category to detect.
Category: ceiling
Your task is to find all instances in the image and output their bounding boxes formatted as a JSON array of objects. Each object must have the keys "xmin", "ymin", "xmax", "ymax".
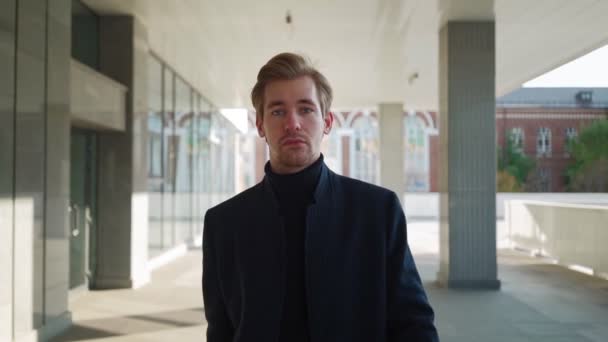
[{"xmin": 84, "ymin": 0, "xmax": 608, "ymax": 111}]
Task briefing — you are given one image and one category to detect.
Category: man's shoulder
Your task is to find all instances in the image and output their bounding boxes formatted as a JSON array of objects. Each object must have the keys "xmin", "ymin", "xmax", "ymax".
[
  {"xmin": 206, "ymin": 182, "xmax": 263, "ymax": 217},
  {"xmin": 331, "ymin": 172, "xmax": 396, "ymax": 200},
  {"xmin": 328, "ymin": 172, "xmax": 404, "ymax": 220},
  {"xmin": 203, "ymin": 184, "xmax": 264, "ymax": 242}
]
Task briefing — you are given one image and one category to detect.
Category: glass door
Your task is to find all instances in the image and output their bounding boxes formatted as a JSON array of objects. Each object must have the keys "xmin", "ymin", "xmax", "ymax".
[{"xmin": 69, "ymin": 129, "xmax": 97, "ymax": 289}]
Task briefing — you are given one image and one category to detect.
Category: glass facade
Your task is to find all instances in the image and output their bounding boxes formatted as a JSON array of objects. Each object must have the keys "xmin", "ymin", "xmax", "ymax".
[
  {"xmin": 321, "ymin": 124, "xmax": 342, "ymax": 174},
  {"xmin": 174, "ymin": 76, "xmax": 192, "ymax": 244},
  {"xmin": 163, "ymin": 66, "xmax": 176, "ymax": 250},
  {"xmin": 210, "ymin": 113, "xmax": 238, "ymax": 203},
  {"xmin": 237, "ymin": 128, "xmax": 257, "ymax": 191},
  {"xmin": 147, "ymin": 56, "xmax": 164, "ymax": 257},
  {"xmin": 71, "ymin": 0, "xmax": 99, "ymax": 70},
  {"xmin": 193, "ymin": 96, "xmax": 212, "ymax": 236},
  {"xmin": 146, "ymin": 54, "xmax": 240, "ymax": 258},
  {"xmin": 351, "ymin": 115, "xmax": 380, "ymax": 184}
]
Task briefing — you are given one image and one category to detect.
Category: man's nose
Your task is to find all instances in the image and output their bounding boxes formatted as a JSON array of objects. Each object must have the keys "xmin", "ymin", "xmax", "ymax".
[{"xmin": 284, "ymin": 110, "xmax": 301, "ymax": 132}]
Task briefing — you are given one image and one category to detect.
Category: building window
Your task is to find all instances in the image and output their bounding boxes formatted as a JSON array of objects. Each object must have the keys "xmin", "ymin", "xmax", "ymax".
[
  {"xmin": 564, "ymin": 127, "xmax": 577, "ymax": 157},
  {"xmin": 510, "ymin": 127, "xmax": 524, "ymax": 153},
  {"xmin": 536, "ymin": 127, "xmax": 552, "ymax": 157},
  {"xmin": 404, "ymin": 115, "xmax": 429, "ymax": 191},
  {"xmin": 351, "ymin": 115, "xmax": 379, "ymax": 184},
  {"xmin": 321, "ymin": 123, "xmax": 342, "ymax": 174},
  {"xmin": 148, "ymin": 131, "xmax": 162, "ymax": 178},
  {"xmin": 575, "ymin": 91, "xmax": 593, "ymax": 106},
  {"xmin": 538, "ymin": 167, "xmax": 551, "ymax": 192},
  {"xmin": 71, "ymin": 0, "xmax": 100, "ymax": 70}
]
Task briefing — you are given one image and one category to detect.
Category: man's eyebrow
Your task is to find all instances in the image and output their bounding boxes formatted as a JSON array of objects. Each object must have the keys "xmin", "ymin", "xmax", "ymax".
[
  {"xmin": 266, "ymin": 99, "xmax": 317, "ymax": 108},
  {"xmin": 266, "ymin": 100, "xmax": 285, "ymax": 108},
  {"xmin": 297, "ymin": 99, "xmax": 317, "ymax": 107}
]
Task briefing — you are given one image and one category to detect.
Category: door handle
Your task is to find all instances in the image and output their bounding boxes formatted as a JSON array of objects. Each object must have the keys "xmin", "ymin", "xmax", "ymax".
[
  {"xmin": 71, "ymin": 204, "xmax": 80, "ymax": 237},
  {"xmin": 84, "ymin": 206, "xmax": 92, "ymax": 279}
]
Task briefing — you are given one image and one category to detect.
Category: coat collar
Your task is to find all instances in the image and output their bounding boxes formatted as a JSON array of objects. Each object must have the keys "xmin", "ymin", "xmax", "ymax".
[{"xmin": 261, "ymin": 158, "xmax": 333, "ymax": 207}]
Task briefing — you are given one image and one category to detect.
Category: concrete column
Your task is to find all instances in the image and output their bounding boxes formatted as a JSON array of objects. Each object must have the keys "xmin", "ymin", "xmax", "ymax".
[
  {"xmin": 0, "ymin": 1, "xmax": 16, "ymax": 340},
  {"xmin": 1, "ymin": 0, "xmax": 72, "ymax": 340},
  {"xmin": 379, "ymin": 103, "xmax": 404, "ymax": 200},
  {"xmin": 341, "ymin": 135, "xmax": 350, "ymax": 177},
  {"xmin": 39, "ymin": 0, "xmax": 72, "ymax": 340},
  {"xmin": 437, "ymin": 22, "xmax": 500, "ymax": 289},
  {"xmin": 43, "ymin": 0, "xmax": 72, "ymax": 338},
  {"xmin": 13, "ymin": 0, "xmax": 48, "ymax": 334},
  {"xmin": 95, "ymin": 16, "xmax": 150, "ymax": 289}
]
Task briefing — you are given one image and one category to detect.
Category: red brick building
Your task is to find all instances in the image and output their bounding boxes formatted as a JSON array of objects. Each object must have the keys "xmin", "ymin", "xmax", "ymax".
[{"xmin": 494, "ymin": 88, "xmax": 608, "ymax": 192}]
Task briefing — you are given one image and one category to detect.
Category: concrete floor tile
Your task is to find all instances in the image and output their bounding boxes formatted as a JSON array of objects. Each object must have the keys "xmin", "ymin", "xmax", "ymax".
[{"xmin": 51, "ymin": 222, "xmax": 608, "ymax": 342}]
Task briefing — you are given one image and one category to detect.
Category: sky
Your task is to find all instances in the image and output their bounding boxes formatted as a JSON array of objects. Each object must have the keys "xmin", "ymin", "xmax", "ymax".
[{"xmin": 523, "ymin": 44, "xmax": 608, "ymax": 87}]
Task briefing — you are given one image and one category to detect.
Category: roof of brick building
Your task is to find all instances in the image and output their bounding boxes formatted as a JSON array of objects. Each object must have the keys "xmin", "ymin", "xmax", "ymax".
[{"xmin": 497, "ymin": 88, "xmax": 608, "ymax": 108}]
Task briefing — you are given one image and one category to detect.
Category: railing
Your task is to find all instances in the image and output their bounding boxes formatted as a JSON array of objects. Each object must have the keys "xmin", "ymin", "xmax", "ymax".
[
  {"xmin": 402, "ymin": 193, "xmax": 608, "ymax": 219},
  {"xmin": 505, "ymin": 200, "xmax": 608, "ymax": 278}
]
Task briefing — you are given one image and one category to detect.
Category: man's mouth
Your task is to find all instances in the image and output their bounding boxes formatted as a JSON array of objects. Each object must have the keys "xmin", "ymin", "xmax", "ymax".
[{"xmin": 282, "ymin": 138, "xmax": 306, "ymax": 146}]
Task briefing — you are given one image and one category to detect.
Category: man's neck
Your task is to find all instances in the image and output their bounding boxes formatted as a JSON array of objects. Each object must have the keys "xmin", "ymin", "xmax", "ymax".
[
  {"xmin": 268, "ymin": 154, "xmax": 321, "ymax": 175},
  {"xmin": 265, "ymin": 156, "xmax": 323, "ymax": 209}
]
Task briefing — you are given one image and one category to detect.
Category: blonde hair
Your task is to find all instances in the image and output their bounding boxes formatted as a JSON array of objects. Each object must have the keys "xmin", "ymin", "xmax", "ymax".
[{"xmin": 251, "ymin": 52, "xmax": 333, "ymax": 119}]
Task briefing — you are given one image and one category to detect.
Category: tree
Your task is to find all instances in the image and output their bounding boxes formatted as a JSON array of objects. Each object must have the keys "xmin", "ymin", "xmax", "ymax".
[
  {"xmin": 497, "ymin": 133, "xmax": 535, "ymax": 192},
  {"xmin": 565, "ymin": 119, "xmax": 608, "ymax": 192},
  {"xmin": 497, "ymin": 170, "xmax": 523, "ymax": 192}
]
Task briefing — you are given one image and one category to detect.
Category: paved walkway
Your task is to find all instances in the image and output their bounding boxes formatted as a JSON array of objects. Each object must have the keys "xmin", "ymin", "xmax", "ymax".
[
  {"xmin": 50, "ymin": 249, "xmax": 203, "ymax": 342},
  {"xmin": 52, "ymin": 221, "xmax": 608, "ymax": 341}
]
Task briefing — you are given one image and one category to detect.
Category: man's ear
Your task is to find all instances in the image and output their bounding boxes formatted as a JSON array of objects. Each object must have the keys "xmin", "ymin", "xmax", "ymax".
[
  {"xmin": 256, "ymin": 114, "xmax": 265, "ymax": 138},
  {"xmin": 323, "ymin": 111, "xmax": 334, "ymax": 135}
]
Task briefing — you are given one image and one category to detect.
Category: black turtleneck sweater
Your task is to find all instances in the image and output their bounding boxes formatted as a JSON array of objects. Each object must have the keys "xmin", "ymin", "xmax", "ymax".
[{"xmin": 265, "ymin": 155, "xmax": 323, "ymax": 342}]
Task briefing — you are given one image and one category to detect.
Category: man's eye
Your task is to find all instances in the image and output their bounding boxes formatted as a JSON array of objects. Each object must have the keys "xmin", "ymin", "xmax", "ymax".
[
  {"xmin": 271, "ymin": 110, "xmax": 284, "ymax": 116},
  {"xmin": 301, "ymin": 108, "xmax": 314, "ymax": 114}
]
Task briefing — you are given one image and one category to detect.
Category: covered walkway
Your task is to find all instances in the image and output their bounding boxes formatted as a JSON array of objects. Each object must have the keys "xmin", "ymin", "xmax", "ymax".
[
  {"xmin": 52, "ymin": 221, "xmax": 608, "ymax": 342},
  {"xmin": 3, "ymin": 1, "xmax": 608, "ymax": 341}
]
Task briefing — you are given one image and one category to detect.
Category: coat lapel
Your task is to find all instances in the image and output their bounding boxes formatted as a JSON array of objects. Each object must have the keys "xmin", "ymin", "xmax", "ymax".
[
  {"xmin": 250, "ymin": 163, "xmax": 338, "ymax": 340},
  {"xmin": 305, "ymin": 164, "xmax": 336, "ymax": 339},
  {"xmin": 259, "ymin": 177, "xmax": 287, "ymax": 287},
  {"xmin": 235, "ymin": 180, "xmax": 285, "ymax": 340}
]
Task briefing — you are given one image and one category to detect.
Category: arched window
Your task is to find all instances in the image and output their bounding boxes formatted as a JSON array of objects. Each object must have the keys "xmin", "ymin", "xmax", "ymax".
[
  {"xmin": 564, "ymin": 127, "xmax": 577, "ymax": 157},
  {"xmin": 510, "ymin": 127, "xmax": 524, "ymax": 153},
  {"xmin": 536, "ymin": 127, "xmax": 552, "ymax": 157},
  {"xmin": 404, "ymin": 114, "xmax": 429, "ymax": 191},
  {"xmin": 351, "ymin": 114, "xmax": 379, "ymax": 184},
  {"xmin": 321, "ymin": 124, "xmax": 342, "ymax": 174}
]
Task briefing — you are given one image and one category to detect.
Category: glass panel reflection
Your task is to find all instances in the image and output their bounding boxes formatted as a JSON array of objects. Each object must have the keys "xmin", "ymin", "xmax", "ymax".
[
  {"xmin": 174, "ymin": 77, "xmax": 192, "ymax": 244},
  {"xmin": 147, "ymin": 55, "xmax": 164, "ymax": 258}
]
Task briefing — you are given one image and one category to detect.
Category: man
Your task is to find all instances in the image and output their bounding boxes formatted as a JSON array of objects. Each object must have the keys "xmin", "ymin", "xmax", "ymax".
[{"xmin": 203, "ymin": 52, "xmax": 438, "ymax": 341}]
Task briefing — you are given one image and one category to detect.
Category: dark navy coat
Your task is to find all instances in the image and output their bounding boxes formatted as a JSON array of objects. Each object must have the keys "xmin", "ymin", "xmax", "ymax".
[{"xmin": 202, "ymin": 163, "xmax": 438, "ymax": 342}]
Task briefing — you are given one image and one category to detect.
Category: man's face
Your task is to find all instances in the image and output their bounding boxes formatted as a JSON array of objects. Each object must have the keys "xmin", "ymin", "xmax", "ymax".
[{"xmin": 256, "ymin": 75, "xmax": 333, "ymax": 174}]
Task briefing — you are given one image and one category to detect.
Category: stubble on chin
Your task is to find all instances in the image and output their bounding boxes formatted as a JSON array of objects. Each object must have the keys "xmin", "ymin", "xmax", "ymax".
[
  {"xmin": 270, "ymin": 143, "xmax": 321, "ymax": 173},
  {"xmin": 279, "ymin": 148, "xmax": 312, "ymax": 168}
]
